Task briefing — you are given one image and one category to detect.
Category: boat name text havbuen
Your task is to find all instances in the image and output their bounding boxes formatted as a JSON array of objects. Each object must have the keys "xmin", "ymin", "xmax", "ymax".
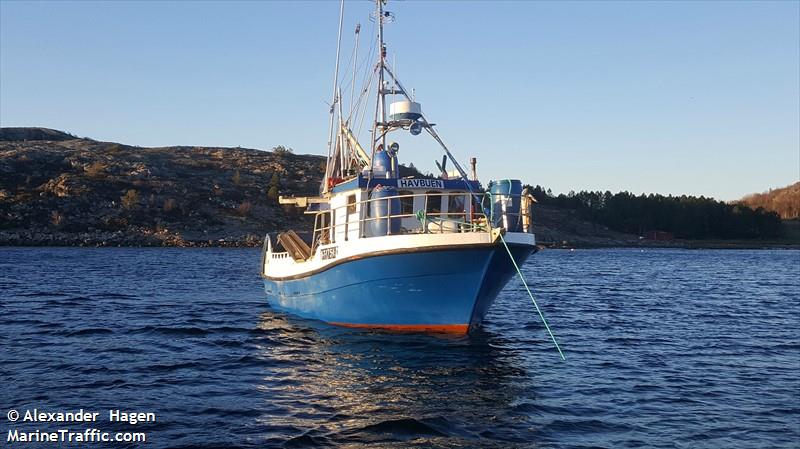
[{"xmin": 398, "ymin": 179, "xmax": 444, "ymax": 189}]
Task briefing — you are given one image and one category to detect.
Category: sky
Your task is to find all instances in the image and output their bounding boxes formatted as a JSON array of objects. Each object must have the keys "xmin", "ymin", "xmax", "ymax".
[{"xmin": 1, "ymin": 0, "xmax": 798, "ymax": 201}]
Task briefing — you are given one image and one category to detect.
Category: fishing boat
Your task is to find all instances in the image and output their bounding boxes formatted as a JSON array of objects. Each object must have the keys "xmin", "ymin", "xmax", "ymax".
[{"xmin": 260, "ymin": 0, "xmax": 538, "ymax": 334}]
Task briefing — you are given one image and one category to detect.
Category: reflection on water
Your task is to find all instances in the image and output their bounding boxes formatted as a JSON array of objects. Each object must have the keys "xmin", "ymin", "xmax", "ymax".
[{"xmin": 253, "ymin": 311, "xmax": 533, "ymax": 447}]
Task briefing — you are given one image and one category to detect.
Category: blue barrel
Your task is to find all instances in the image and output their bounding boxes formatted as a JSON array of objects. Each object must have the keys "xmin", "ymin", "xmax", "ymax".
[
  {"xmin": 368, "ymin": 186, "xmax": 401, "ymax": 237},
  {"xmin": 488, "ymin": 179, "xmax": 522, "ymax": 232},
  {"xmin": 372, "ymin": 150, "xmax": 393, "ymax": 178}
]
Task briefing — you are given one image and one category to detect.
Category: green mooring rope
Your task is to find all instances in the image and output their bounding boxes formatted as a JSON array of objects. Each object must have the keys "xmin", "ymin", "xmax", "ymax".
[{"xmin": 499, "ymin": 233, "xmax": 566, "ymax": 360}]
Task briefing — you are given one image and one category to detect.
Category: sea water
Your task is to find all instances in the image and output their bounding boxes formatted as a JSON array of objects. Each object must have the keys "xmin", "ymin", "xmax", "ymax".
[{"xmin": 1, "ymin": 248, "xmax": 798, "ymax": 448}]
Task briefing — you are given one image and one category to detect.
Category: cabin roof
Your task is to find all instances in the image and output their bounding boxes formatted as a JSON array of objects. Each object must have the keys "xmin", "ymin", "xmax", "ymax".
[{"xmin": 330, "ymin": 174, "xmax": 483, "ymax": 193}]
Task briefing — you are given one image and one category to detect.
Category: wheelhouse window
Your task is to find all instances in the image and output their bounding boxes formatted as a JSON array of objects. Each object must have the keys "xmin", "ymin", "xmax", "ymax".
[
  {"xmin": 347, "ymin": 194, "xmax": 357, "ymax": 214},
  {"xmin": 448, "ymin": 192, "xmax": 466, "ymax": 219},
  {"xmin": 399, "ymin": 190, "xmax": 414, "ymax": 215},
  {"xmin": 426, "ymin": 191, "xmax": 441, "ymax": 214},
  {"xmin": 318, "ymin": 211, "xmax": 332, "ymax": 244}
]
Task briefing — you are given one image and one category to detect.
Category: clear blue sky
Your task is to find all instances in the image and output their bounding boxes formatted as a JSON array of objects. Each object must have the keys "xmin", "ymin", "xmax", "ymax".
[{"xmin": 1, "ymin": 0, "xmax": 798, "ymax": 201}]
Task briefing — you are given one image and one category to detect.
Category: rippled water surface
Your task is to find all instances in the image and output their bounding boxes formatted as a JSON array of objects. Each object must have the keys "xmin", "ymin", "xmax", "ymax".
[{"xmin": 1, "ymin": 248, "xmax": 798, "ymax": 448}]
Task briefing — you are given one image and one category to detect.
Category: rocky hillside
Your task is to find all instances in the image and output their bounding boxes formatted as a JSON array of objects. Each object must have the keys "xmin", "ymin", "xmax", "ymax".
[
  {"xmin": 1, "ymin": 127, "xmax": 693, "ymax": 248},
  {"xmin": 0, "ymin": 128, "xmax": 324, "ymax": 246}
]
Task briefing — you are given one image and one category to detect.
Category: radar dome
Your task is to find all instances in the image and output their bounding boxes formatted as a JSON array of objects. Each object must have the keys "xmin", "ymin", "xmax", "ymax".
[{"xmin": 389, "ymin": 100, "xmax": 422, "ymax": 121}]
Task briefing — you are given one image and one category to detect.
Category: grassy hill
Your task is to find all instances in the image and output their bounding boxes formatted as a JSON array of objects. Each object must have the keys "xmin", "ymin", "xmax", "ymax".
[{"xmin": 738, "ymin": 182, "xmax": 800, "ymax": 220}]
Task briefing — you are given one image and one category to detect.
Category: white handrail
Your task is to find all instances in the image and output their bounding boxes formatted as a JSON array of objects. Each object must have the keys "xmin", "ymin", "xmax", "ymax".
[{"xmin": 300, "ymin": 191, "xmax": 533, "ymax": 254}]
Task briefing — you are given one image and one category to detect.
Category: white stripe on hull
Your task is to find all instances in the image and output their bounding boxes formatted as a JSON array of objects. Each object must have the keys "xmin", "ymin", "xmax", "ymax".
[{"xmin": 263, "ymin": 230, "xmax": 535, "ymax": 279}]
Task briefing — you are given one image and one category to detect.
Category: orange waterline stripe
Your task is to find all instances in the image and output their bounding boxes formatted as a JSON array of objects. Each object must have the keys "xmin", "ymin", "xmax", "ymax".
[{"xmin": 329, "ymin": 322, "xmax": 469, "ymax": 334}]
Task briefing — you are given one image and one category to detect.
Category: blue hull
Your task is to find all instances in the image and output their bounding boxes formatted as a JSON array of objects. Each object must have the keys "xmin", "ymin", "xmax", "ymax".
[{"xmin": 262, "ymin": 243, "xmax": 535, "ymax": 333}]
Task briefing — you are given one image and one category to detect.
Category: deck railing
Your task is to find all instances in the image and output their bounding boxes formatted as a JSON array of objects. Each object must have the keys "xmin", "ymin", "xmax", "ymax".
[
  {"xmin": 265, "ymin": 191, "xmax": 533, "ymax": 262},
  {"xmin": 314, "ymin": 191, "xmax": 531, "ymax": 253}
]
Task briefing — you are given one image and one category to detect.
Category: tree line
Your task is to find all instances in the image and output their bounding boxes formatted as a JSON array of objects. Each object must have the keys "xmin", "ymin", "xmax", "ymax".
[{"xmin": 527, "ymin": 186, "xmax": 783, "ymax": 239}]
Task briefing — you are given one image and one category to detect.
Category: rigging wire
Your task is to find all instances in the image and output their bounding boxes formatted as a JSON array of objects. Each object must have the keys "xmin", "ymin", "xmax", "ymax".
[
  {"xmin": 354, "ymin": 66, "xmax": 378, "ymax": 145},
  {"xmin": 345, "ymin": 37, "xmax": 376, "ymax": 127},
  {"xmin": 323, "ymin": 0, "xmax": 347, "ymax": 191},
  {"xmin": 342, "ymin": 20, "xmax": 376, "ymax": 122},
  {"xmin": 339, "ymin": 21, "xmax": 377, "ymax": 168}
]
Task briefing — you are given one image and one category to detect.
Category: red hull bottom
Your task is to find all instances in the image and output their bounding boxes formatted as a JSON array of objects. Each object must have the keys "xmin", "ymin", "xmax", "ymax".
[{"xmin": 330, "ymin": 322, "xmax": 469, "ymax": 334}]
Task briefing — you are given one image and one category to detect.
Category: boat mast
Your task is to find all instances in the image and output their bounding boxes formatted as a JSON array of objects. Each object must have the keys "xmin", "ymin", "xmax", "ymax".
[
  {"xmin": 371, "ymin": 0, "xmax": 388, "ymax": 157},
  {"xmin": 323, "ymin": 0, "xmax": 346, "ymax": 194},
  {"xmin": 379, "ymin": 1, "xmax": 387, "ymax": 154},
  {"xmin": 325, "ymin": 0, "xmax": 473, "ymax": 191}
]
